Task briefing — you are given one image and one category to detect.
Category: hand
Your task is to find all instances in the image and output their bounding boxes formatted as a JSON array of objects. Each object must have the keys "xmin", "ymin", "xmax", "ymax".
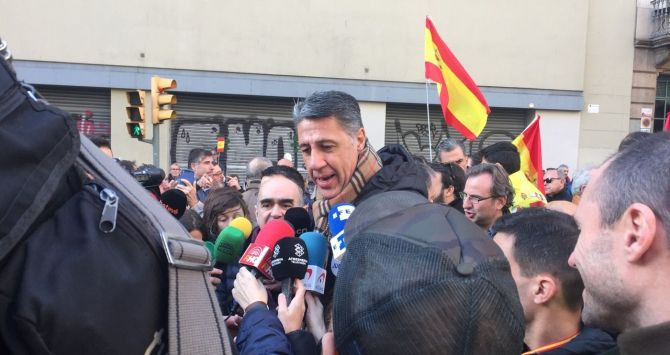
[
  {"xmin": 175, "ymin": 179, "xmax": 198, "ymax": 208},
  {"xmin": 232, "ymin": 268, "xmax": 267, "ymax": 311},
  {"xmin": 227, "ymin": 176, "xmax": 241, "ymax": 191},
  {"xmin": 198, "ymin": 175, "xmax": 212, "ymax": 189},
  {"xmin": 209, "ymin": 267, "xmax": 223, "ymax": 288},
  {"xmin": 277, "ymin": 279, "xmax": 306, "ymax": 333},
  {"xmin": 224, "ymin": 314, "xmax": 242, "ymax": 339},
  {"xmin": 305, "ymin": 292, "xmax": 327, "ymax": 342},
  {"xmin": 321, "ymin": 332, "xmax": 337, "ymax": 355}
]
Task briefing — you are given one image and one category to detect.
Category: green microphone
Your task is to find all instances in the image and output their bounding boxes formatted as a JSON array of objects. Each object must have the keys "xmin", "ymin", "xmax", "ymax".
[{"xmin": 213, "ymin": 217, "xmax": 253, "ymax": 264}]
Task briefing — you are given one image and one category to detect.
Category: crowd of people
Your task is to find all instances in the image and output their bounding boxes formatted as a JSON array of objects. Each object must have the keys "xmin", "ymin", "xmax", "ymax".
[{"xmin": 94, "ymin": 91, "xmax": 669, "ymax": 354}]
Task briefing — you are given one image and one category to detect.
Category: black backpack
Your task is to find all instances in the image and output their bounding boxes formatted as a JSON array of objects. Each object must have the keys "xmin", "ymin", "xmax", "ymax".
[{"xmin": 0, "ymin": 56, "xmax": 234, "ymax": 354}]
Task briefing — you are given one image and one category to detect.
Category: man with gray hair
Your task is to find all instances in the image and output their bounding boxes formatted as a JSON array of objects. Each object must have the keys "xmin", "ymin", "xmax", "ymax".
[
  {"xmin": 570, "ymin": 167, "xmax": 592, "ymax": 205},
  {"xmin": 544, "ymin": 167, "xmax": 572, "ymax": 202},
  {"xmin": 437, "ymin": 138, "xmax": 468, "ymax": 171},
  {"xmin": 462, "ymin": 163, "xmax": 514, "ymax": 236},
  {"xmin": 569, "ymin": 132, "xmax": 670, "ymax": 353},
  {"xmin": 294, "ymin": 91, "xmax": 383, "ymax": 233},
  {"xmin": 242, "ymin": 157, "xmax": 272, "ymax": 226}
]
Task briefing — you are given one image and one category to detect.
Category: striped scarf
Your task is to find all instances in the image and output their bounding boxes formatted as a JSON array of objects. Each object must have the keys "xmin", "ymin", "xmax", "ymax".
[{"xmin": 312, "ymin": 140, "xmax": 382, "ymax": 236}]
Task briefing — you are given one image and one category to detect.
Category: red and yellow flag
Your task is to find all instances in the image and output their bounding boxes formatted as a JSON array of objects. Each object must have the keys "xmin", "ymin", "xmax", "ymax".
[
  {"xmin": 424, "ymin": 16, "xmax": 490, "ymax": 140},
  {"xmin": 512, "ymin": 115, "xmax": 544, "ymax": 194}
]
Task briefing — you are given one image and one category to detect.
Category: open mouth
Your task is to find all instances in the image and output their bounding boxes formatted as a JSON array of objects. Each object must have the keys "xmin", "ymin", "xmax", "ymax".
[{"xmin": 315, "ymin": 174, "xmax": 335, "ymax": 188}]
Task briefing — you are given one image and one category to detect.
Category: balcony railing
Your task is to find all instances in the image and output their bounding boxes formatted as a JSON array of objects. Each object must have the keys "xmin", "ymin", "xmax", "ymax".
[{"xmin": 652, "ymin": 0, "xmax": 670, "ymax": 39}]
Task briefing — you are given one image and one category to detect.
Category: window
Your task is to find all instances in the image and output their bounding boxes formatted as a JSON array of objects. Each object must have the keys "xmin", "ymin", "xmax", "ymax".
[{"xmin": 654, "ymin": 75, "xmax": 670, "ymax": 132}]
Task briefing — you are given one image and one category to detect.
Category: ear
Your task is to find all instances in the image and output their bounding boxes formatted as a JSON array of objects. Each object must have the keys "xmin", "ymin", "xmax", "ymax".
[
  {"xmin": 356, "ymin": 128, "xmax": 366, "ymax": 152},
  {"xmin": 444, "ymin": 185, "xmax": 455, "ymax": 198},
  {"xmin": 622, "ymin": 203, "xmax": 658, "ymax": 263},
  {"xmin": 533, "ymin": 275, "xmax": 557, "ymax": 305},
  {"xmin": 494, "ymin": 196, "xmax": 507, "ymax": 212}
]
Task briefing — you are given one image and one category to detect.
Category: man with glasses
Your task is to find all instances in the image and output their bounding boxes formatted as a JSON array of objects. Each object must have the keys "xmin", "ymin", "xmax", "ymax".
[
  {"xmin": 462, "ymin": 163, "xmax": 514, "ymax": 236},
  {"xmin": 437, "ymin": 138, "xmax": 469, "ymax": 172},
  {"xmin": 545, "ymin": 168, "xmax": 572, "ymax": 202}
]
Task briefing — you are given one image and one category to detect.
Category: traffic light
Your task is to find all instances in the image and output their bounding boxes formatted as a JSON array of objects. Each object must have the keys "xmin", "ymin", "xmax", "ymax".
[
  {"xmin": 125, "ymin": 90, "xmax": 146, "ymax": 139},
  {"xmin": 151, "ymin": 76, "xmax": 177, "ymax": 124}
]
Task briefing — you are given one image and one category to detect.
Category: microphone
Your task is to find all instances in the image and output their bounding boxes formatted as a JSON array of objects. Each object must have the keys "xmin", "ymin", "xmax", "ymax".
[
  {"xmin": 300, "ymin": 231, "xmax": 329, "ymax": 294},
  {"xmin": 213, "ymin": 217, "xmax": 253, "ymax": 264},
  {"xmin": 239, "ymin": 219, "xmax": 295, "ymax": 279},
  {"xmin": 328, "ymin": 203, "xmax": 356, "ymax": 262},
  {"xmin": 284, "ymin": 207, "xmax": 314, "ymax": 237},
  {"xmin": 271, "ymin": 237, "xmax": 308, "ymax": 304}
]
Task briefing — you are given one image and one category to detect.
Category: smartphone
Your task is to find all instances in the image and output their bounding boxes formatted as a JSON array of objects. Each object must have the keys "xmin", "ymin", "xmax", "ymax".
[{"xmin": 178, "ymin": 169, "xmax": 196, "ymax": 186}]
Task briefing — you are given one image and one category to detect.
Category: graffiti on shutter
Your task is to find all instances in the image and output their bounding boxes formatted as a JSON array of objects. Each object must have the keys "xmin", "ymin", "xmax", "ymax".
[{"xmin": 171, "ymin": 115, "xmax": 300, "ymax": 182}]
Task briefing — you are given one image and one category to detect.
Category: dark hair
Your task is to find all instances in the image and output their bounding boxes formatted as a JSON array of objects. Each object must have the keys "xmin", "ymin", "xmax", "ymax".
[
  {"xmin": 187, "ymin": 148, "xmax": 212, "ymax": 169},
  {"xmin": 618, "ymin": 131, "xmax": 651, "ymax": 152},
  {"xmin": 118, "ymin": 160, "xmax": 136, "ymax": 174},
  {"xmin": 201, "ymin": 186, "xmax": 249, "ymax": 242},
  {"xmin": 430, "ymin": 162, "xmax": 466, "ymax": 194},
  {"xmin": 292, "ymin": 91, "xmax": 363, "ymax": 136},
  {"xmin": 89, "ymin": 135, "xmax": 111, "ymax": 150},
  {"xmin": 480, "ymin": 142, "xmax": 520, "ymax": 174},
  {"xmin": 595, "ymin": 132, "xmax": 670, "ymax": 239},
  {"xmin": 261, "ymin": 165, "xmax": 306, "ymax": 202},
  {"xmin": 493, "ymin": 208, "xmax": 583, "ymax": 310},
  {"xmin": 437, "ymin": 138, "xmax": 466, "ymax": 156},
  {"xmin": 469, "ymin": 150, "xmax": 483, "ymax": 168},
  {"xmin": 466, "ymin": 163, "xmax": 514, "ymax": 212},
  {"xmin": 179, "ymin": 209, "xmax": 203, "ymax": 233}
]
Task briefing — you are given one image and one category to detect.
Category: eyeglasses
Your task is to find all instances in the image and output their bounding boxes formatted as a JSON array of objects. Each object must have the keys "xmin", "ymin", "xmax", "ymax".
[
  {"xmin": 544, "ymin": 178, "xmax": 559, "ymax": 184},
  {"xmin": 459, "ymin": 192, "xmax": 496, "ymax": 204}
]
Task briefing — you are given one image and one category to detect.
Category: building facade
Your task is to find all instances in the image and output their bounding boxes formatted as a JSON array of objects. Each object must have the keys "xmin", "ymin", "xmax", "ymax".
[{"xmin": 1, "ymin": 0, "xmax": 642, "ymax": 178}]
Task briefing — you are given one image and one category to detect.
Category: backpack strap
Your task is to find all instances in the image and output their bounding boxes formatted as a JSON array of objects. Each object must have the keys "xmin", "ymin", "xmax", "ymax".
[{"xmin": 79, "ymin": 136, "xmax": 235, "ymax": 355}]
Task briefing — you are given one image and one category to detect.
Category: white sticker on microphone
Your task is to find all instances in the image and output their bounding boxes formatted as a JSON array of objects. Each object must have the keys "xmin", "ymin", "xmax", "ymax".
[{"xmin": 302, "ymin": 265, "xmax": 326, "ymax": 294}]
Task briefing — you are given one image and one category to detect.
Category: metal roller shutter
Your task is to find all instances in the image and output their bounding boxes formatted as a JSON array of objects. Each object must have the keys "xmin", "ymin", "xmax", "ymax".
[
  {"xmin": 170, "ymin": 93, "xmax": 302, "ymax": 184},
  {"xmin": 385, "ymin": 103, "xmax": 531, "ymax": 161},
  {"xmin": 35, "ymin": 85, "xmax": 111, "ymax": 138}
]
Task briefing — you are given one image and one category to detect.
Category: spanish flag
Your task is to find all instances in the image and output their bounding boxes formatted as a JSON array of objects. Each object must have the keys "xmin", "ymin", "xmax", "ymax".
[
  {"xmin": 425, "ymin": 16, "xmax": 490, "ymax": 140},
  {"xmin": 512, "ymin": 115, "xmax": 544, "ymax": 194}
]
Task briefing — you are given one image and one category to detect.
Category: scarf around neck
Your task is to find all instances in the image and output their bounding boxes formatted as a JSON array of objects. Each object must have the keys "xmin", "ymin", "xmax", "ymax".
[{"xmin": 312, "ymin": 140, "xmax": 382, "ymax": 236}]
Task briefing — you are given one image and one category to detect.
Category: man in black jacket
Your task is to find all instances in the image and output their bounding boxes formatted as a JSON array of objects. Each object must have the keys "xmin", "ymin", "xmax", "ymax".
[{"xmin": 494, "ymin": 208, "xmax": 615, "ymax": 354}]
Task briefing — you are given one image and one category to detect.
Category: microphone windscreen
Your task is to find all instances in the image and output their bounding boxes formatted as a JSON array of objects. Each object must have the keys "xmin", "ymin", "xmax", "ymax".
[
  {"xmin": 214, "ymin": 226, "xmax": 246, "ymax": 264},
  {"xmin": 160, "ymin": 189, "xmax": 187, "ymax": 219},
  {"xmin": 271, "ymin": 237, "xmax": 309, "ymax": 281},
  {"xmin": 284, "ymin": 207, "xmax": 313, "ymax": 237},
  {"xmin": 328, "ymin": 203, "xmax": 356, "ymax": 236},
  {"xmin": 230, "ymin": 217, "xmax": 253, "ymax": 238},
  {"xmin": 300, "ymin": 232, "xmax": 329, "ymax": 268},
  {"xmin": 256, "ymin": 219, "xmax": 295, "ymax": 249}
]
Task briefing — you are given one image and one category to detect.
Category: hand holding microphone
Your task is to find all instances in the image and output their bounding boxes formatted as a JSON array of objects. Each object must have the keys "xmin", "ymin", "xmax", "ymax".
[
  {"xmin": 277, "ymin": 278, "xmax": 306, "ymax": 334},
  {"xmin": 231, "ymin": 267, "xmax": 267, "ymax": 311}
]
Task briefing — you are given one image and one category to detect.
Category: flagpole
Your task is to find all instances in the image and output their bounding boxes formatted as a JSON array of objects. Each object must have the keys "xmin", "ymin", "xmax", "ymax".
[{"xmin": 425, "ymin": 81, "xmax": 433, "ymax": 161}]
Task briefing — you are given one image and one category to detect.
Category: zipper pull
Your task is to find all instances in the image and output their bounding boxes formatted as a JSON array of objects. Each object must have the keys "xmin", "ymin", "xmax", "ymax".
[{"xmin": 99, "ymin": 188, "xmax": 118, "ymax": 233}]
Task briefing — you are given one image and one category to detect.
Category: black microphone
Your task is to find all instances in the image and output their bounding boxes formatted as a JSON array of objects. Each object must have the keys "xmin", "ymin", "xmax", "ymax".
[
  {"xmin": 284, "ymin": 207, "xmax": 314, "ymax": 237},
  {"xmin": 271, "ymin": 237, "xmax": 308, "ymax": 304}
]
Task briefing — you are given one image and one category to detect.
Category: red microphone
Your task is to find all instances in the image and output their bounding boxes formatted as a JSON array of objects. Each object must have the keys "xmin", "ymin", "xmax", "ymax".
[{"xmin": 239, "ymin": 219, "xmax": 295, "ymax": 279}]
